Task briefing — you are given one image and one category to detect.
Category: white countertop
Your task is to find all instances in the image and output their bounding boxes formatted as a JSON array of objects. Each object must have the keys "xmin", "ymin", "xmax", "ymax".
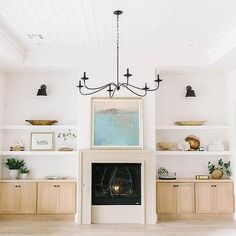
[
  {"xmin": 156, "ymin": 178, "xmax": 233, "ymax": 183},
  {"xmin": 0, "ymin": 178, "xmax": 77, "ymax": 183}
]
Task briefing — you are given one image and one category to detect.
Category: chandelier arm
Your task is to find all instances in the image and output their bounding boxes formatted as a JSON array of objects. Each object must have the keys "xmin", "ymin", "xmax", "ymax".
[
  {"xmin": 122, "ymin": 83, "xmax": 146, "ymax": 91},
  {"xmin": 146, "ymin": 83, "xmax": 161, "ymax": 92},
  {"xmin": 83, "ymin": 82, "xmax": 112, "ymax": 90},
  {"xmin": 79, "ymin": 84, "xmax": 111, "ymax": 96},
  {"xmin": 124, "ymin": 84, "xmax": 148, "ymax": 97}
]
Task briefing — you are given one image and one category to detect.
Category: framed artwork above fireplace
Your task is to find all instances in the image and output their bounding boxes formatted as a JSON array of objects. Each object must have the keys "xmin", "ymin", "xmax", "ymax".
[{"xmin": 91, "ymin": 97, "xmax": 143, "ymax": 149}]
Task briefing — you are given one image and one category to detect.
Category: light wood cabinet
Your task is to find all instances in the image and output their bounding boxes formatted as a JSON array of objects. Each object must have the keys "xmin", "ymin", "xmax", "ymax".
[
  {"xmin": 157, "ymin": 182, "xmax": 195, "ymax": 214},
  {"xmin": 37, "ymin": 182, "xmax": 76, "ymax": 214},
  {"xmin": 0, "ymin": 183, "xmax": 36, "ymax": 214},
  {"xmin": 195, "ymin": 182, "xmax": 234, "ymax": 213}
]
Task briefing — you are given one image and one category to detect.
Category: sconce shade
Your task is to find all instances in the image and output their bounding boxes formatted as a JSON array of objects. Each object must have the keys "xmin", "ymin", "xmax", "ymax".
[
  {"xmin": 37, "ymin": 84, "xmax": 47, "ymax": 96},
  {"xmin": 185, "ymin": 85, "xmax": 196, "ymax": 97}
]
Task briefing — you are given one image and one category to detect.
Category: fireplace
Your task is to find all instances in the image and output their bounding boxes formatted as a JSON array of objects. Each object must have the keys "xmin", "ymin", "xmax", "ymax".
[{"xmin": 92, "ymin": 163, "xmax": 141, "ymax": 205}]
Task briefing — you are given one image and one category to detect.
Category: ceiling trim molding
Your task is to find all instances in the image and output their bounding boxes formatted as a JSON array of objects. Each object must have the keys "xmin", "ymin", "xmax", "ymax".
[
  {"xmin": 208, "ymin": 26, "xmax": 236, "ymax": 65},
  {"xmin": 0, "ymin": 21, "xmax": 26, "ymax": 62}
]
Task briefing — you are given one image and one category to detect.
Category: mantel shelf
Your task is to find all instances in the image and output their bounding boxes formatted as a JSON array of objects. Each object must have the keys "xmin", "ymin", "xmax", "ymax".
[
  {"xmin": 156, "ymin": 151, "xmax": 231, "ymax": 156},
  {"xmin": 156, "ymin": 125, "xmax": 230, "ymax": 130},
  {"xmin": 0, "ymin": 151, "xmax": 78, "ymax": 156},
  {"xmin": 0, "ymin": 125, "xmax": 78, "ymax": 130}
]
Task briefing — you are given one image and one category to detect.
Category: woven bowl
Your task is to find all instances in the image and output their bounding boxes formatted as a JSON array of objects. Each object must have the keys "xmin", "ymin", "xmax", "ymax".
[
  {"xmin": 157, "ymin": 142, "xmax": 175, "ymax": 151},
  {"xmin": 25, "ymin": 120, "xmax": 58, "ymax": 125},
  {"xmin": 175, "ymin": 120, "xmax": 205, "ymax": 126}
]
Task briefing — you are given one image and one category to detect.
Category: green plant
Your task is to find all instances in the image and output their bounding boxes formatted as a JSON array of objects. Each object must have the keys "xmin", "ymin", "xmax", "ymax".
[
  {"xmin": 58, "ymin": 129, "xmax": 76, "ymax": 141},
  {"xmin": 4, "ymin": 157, "xmax": 25, "ymax": 170},
  {"xmin": 19, "ymin": 166, "xmax": 30, "ymax": 174},
  {"xmin": 208, "ymin": 158, "xmax": 231, "ymax": 176}
]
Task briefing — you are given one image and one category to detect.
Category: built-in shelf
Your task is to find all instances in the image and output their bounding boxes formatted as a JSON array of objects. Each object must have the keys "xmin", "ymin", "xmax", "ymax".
[
  {"xmin": 0, "ymin": 151, "xmax": 78, "ymax": 156},
  {"xmin": 0, "ymin": 125, "xmax": 78, "ymax": 130},
  {"xmin": 156, "ymin": 151, "xmax": 231, "ymax": 156},
  {"xmin": 156, "ymin": 125, "xmax": 230, "ymax": 130}
]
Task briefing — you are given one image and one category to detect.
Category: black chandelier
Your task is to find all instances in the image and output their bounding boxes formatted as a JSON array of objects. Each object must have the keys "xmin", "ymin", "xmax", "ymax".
[{"xmin": 77, "ymin": 10, "xmax": 162, "ymax": 98}]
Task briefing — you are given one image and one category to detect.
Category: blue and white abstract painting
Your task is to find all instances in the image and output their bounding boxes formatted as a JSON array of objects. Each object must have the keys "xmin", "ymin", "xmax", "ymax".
[{"xmin": 92, "ymin": 98, "xmax": 142, "ymax": 148}]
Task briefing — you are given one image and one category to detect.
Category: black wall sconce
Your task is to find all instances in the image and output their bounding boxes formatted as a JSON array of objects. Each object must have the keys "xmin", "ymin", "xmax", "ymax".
[
  {"xmin": 185, "ymin": 85, "xmax": 196, "ymax": 97},
  {"xmin": 37, "ymin": 84, "xmax": 47, "ymax": 96}
]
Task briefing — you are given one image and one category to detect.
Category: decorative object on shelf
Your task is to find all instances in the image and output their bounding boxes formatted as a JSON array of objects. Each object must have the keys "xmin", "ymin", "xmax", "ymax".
[
  {"xmin": 208, "ymin": 140, "xmax": 224, "ymax": 151},
  {"xmin": 19, "ymin": 166, "xmax": 30, "ymax": 179},
  {"xmin": 199, "ymin": 146, "xmax": 205, "ymax": 151},
  {"xmin": 46, "ymin": 175, "xmax": 66, "ymax": 180},
  {"xmin": 25, "ymin": 119, "xmax": 58, "ymax": 125},
  {"xmin": 3, "ymin": 157, "xmax": 25, "ymax": 179},
  {"xmin": 58, "ymin": 129, "xmax": 76, "ymax": 151},
  {"xmin": 157, "ymin": 142, "xmax": 175, "ymax": 151},
  {"xmin": 208, "ymin": 158, "xmax": 231, "ymax": 179},
  {"xmin": 185, "ymin": 85, "xmax": 196, "ymax": 97},
  {"xmin": 91, "ymin": 97, "xmax": 143, "ymax": 149},
  {"xmin": 10, "ymin": 140, "xmax": 24, "ymax": 151},
  {"xmin": 185, "ymin": 135, "xmax": 200, "ymax": 150},
  {"xmin": 175, "ymin": 120, "xmax": 205, "ymax": 126},
  {"xmin": 30, "ymin": 132, "xmax": 55, "ymax": 151},
  {"xmin": 157, "ymin": 167, "xmax": 176, "ymax": 180},
  {"xmin": 37, "ymin": 84, "xmax": 47, "ymax": 96},
  {"xmin": 77, "ymin": 10, "xmax": 162, "ymax": 98},
  {"xmin": 195, "ymin": 175, "xmax": 209, "ymax": 180},
  {"xmin": 177, "ymin": 140, "xmax": 190, "ymax": 151}
]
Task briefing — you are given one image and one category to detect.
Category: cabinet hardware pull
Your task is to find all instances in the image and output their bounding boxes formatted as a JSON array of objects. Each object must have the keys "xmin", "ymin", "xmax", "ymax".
[
  {"xmin": 18, "ymin": 185, "xmax": 21, "ymax": 187},
  {"xmin": 15, "ymin": 185, "xmax": 18, "ymax": 188},
  {"xmin": 57, "ymin": 185, "xmax": 60, "ymax": 187},
  {"xmin": 54, "ymin": 185, "xmax": 57, "ymax": 187},
  {"xmin": 211, "ymin": 185, "xmax": 214, "ymax": 187},
  {"xmin": 173, "ymin": 185, "xmax": 176, "ymax": 187},
  {"xmin": 176, "ymin": 185, "xmax": 179, "ymax": 187}
]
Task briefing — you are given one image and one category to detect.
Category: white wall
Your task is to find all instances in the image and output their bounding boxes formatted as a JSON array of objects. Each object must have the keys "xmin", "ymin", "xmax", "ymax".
[
  {"xmin": 0, "ymin": 72, "xmax": 6, "ymax": 178},
  {"xmin": 156, "ymin": 72, "xmax": 229, "ymax": 178},
  {"xmin": 1, "ymin": 72, "xmax": 78, "ymax": 178}
]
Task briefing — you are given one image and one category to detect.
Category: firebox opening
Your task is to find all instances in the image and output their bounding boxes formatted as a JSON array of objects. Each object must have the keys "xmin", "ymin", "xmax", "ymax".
[{"xmin": 92, "ymin": 163, "xmax": 141, "ymax": 205}]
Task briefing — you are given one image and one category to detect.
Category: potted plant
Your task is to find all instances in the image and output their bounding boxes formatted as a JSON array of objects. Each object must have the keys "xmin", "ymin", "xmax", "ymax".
[
  {"xmin": 19, "ymin": 166, "xmax": 30, "ymax": 179},
  {"xmin": 4, "ymin": 157, "xmax": 25, "ymax": 179},
  {"xmin": 58, "ymin": 129, "xmax": 77, "ymax": 151},
  {"xmin": 208, "ymin": 159, "xmax": 231, "ymax": 179}
]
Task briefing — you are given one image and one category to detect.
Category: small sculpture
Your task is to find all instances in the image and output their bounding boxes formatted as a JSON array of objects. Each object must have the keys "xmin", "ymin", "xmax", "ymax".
[{"xmin": 177, "ymin": 140, "xmax": 190, "ymax": 151}]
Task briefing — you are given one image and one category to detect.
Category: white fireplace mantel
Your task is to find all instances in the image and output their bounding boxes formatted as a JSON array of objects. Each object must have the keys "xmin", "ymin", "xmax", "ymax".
[{"xmin": 76, "ymin": 149, "xmax": 156, "ymax": 224}]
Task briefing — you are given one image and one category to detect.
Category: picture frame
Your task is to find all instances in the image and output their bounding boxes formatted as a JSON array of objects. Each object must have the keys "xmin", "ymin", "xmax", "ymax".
[
  {"xmin": 30, "ymin": 132, "xmax": 55, "ymax": 151},
  {"xmin": 91, "ymin": 97, "xmax": 143, "ymax": 149}
]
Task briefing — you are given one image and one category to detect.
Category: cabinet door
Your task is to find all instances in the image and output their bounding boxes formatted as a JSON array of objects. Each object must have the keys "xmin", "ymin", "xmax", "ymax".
[
  {"xmin": 214, "ymin": 183, "xmax": 234, "ymax": 213},
  {"xmin": 19, "ymin": 183, "xmax": 37, "ymax": 214},
  {"xmin": 37, "ymin": 183, "xmax": 59, "ymax": 213},
  {"xmin": 0, "ymin": 183, "xmax": 20, "ymax": 214},
  {"xmin": 177, "ymin": 183, "xmax": 195, "ymax": 213},
  {"xmin": 157, "ymin": 183, "xmax": 176, "ymax": 213},
  {"xmin": 58, "ymin": 183, "xmax": 76, "ymax": 213},
  {"xmin": 195, "ymin": 183, "xmax": 214, "ymax": 213}
]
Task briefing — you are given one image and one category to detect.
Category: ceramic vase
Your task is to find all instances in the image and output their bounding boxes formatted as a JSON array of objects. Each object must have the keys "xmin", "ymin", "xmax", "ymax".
[{"xmin": 8, "ymin": 169, "xmax": 18, "ymax": 179}]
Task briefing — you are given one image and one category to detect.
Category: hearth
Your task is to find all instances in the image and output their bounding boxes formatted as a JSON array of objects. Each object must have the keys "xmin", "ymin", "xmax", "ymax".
[{"xmin": 92, "ymin": 163, "xmax": 141, "ymax": 205}]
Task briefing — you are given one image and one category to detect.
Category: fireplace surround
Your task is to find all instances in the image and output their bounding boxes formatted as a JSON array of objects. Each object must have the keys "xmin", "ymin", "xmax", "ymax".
[{"xmin": 77, "ymin": 150, "xmax": 156, "ymax": 224}]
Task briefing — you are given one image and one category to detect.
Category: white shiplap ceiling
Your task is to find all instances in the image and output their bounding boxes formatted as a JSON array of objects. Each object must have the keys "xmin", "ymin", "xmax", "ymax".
[{"xmin": 0, "ymin": 0, "xmax": 236, "ymax": 52}]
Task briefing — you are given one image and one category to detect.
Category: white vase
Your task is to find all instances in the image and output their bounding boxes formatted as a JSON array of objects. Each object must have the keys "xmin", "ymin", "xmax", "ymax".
[
  {"xmin": 20, "ymin": 173, "xmax": 28, "ymax": 179},
  {"xmin": 8, "ymin": 169, "xmax": 18, "ymax": 179}
]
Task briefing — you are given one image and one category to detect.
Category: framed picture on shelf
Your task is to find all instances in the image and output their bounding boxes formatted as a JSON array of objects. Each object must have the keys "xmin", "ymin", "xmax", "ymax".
[
  {"xmin": 30, "ymin": 132, "xmax": 55, "ymax": 151},
  {"xmin": 91, "ymin": 97, "xmax": 143, "ymax": 149}
]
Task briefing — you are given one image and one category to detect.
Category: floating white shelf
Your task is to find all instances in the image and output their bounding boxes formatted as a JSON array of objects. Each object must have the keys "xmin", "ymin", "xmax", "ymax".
[
  {"xmin": 156, "ymin": 125, "xmax": 230, "ymax": 130},
  {"xmin": 0, "ymin": 125, "xmax": 78, "ymax": 130},
  {"xmin": 156, "ymin": 151, "xmax": 231, "ymax": 156},
  {"xmin": 0, "ymin": 151, "xmax": 78, "ymax": 156}
]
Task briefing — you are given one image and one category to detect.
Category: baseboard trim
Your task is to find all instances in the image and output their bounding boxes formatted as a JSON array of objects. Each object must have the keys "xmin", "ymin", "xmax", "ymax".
[
  {"xmin": 0, "ymin": 214, "xmax": 75, "ymax": 221},
  {"xmin": 157, "ymin": 213, "xmax": 234, "ymax": 221}
]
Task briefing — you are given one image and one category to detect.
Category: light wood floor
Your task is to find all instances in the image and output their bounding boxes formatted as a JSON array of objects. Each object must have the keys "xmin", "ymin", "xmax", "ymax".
[{"xmin": 0, "ymin": 220, "xmax": 236, "ymax": 236}]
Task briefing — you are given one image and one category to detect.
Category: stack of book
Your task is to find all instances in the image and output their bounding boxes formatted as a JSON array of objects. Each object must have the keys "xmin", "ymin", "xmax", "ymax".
[{"xmin": 208, "ymin": 140, "xmax": 224, "ymax": 151}]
